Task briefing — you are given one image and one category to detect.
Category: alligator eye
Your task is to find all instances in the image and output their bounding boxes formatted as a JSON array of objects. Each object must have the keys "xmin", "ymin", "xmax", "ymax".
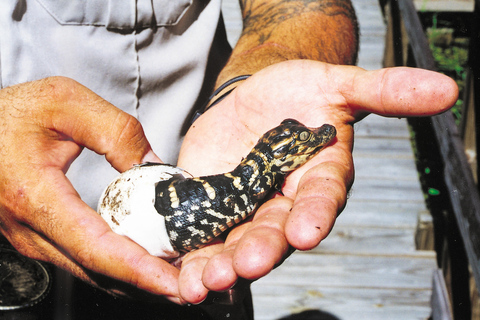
[{"xmin": 299, "ymin": 131, "xmax": 310, "ymax": 141}]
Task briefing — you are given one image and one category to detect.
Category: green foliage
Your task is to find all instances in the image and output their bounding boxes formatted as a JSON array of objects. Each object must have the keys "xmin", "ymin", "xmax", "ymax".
[
  {"xmin": 429, "ymin": 45, "xmax": 468, "ymax": 78},
  {"xmin": 427, "ymin": 13, "xmax": 469, "ymax": 126}
]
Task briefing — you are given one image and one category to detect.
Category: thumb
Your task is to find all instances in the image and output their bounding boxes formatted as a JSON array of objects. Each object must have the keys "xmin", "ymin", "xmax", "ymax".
[
  {"xmin": 338, "ymin": 66, "xmax": 459, "ymax": 118},
  {"xmin": 41, "ymin": 77, "xmax": 161, "ymax": 171}
]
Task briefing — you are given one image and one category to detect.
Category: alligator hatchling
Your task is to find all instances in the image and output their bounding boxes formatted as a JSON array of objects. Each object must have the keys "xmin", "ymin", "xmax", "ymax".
[{"xmin": 97, "ymin": 119, "xmax": 336, "ymax": 259}]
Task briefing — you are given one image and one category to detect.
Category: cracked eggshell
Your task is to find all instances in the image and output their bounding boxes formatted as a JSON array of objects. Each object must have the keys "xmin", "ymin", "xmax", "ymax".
[{"xmin": 97, "ymin": 164, "xmax": 191, "ymax": 259}]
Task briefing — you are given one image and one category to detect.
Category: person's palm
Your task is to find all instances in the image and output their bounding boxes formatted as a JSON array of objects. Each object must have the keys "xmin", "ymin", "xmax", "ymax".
[{"xmin": 175, "ymin": 60, "xmax": 458, "ymax": 303}]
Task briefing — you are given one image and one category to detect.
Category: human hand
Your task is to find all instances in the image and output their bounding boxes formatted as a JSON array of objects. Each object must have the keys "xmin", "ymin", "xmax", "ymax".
[
  {"xmin": 175, "ymin": 60, "xmax": 458, "ymax": 303},
  {"xmin": 0, "ymin": 77, "xmax": 183, "ymax": 303}
]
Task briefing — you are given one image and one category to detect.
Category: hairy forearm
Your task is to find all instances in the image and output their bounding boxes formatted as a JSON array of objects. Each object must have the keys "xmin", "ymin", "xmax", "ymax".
[{"xmin": 216, "ymin": 0, "xmax": 359, "ymax": 86}]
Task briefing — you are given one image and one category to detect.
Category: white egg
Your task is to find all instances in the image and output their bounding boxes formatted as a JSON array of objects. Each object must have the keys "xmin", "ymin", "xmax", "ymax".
[{"xmin": 97, "ymin": 164, "xmax": 191, "ymax": 259}]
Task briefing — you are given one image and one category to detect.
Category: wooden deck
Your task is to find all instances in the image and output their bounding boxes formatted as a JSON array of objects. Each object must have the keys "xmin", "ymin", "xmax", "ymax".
[
  {"xmin": 222, "ymin": 0, "xmax": 438, "ymax": 319},
  {"xmin": 413, "ymin": 0, "xmax": 474, "ymax": 12}
]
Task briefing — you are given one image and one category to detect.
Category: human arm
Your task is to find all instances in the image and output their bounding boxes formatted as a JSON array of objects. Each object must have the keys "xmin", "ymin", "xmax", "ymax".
[
  {"xmin": 195, "ymin": 0, "xmax": 358, "ymax": 120},
  {"xmin": 215, "ymin": 0, "xmax": 358, "ymax": 87}
]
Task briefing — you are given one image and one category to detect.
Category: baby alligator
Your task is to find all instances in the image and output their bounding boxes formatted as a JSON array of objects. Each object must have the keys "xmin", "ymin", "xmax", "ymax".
[{"xmin": 154, "ymin": 119, "xmax": 336, "ymax": 254}]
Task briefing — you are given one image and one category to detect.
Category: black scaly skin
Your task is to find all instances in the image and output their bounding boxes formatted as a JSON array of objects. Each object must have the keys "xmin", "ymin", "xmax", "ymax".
[{"xmin": 154, "ymin": 119, "xmax": 337, "ymax": 253}]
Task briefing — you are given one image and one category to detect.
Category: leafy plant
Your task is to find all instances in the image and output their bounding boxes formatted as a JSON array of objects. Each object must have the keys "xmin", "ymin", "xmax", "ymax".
[{"xmin": 427, "ymin": 13, "xmax": 469, "ymax": 126}]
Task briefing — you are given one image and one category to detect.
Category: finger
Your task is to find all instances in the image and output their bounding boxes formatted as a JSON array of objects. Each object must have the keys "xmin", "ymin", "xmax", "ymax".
[
  {"xmin": 231, "ymin": 197, "xmax": 292, "ymax": 280},
  {"xmin": 201, "ymin": 222, "xmax": 252, "ymax": 291},
  {"xmin": 61, "ymin": 204, "xmax": 182, "ymax": 301},
  {"xmin": 31, "ymin": 77, "xmax": 161, "ymax": 171},
  {"xmin": 336, "ymin": 66, "xmax": 459, "ymax": 118},
  {"xmin": 285, "ymin": 133, "xmax": 354, "ymax": 250},
  {"xmin": 6, "ymin": 209, "xmax": 183, "ymax": 303},
  {"xmin": 18, "ymin": 168, "xmax": 182, "ymax": 301},
  {"xmin": 3, "ymin": 220, "xmax": 96, "ymax": 283},
  {"xmin": 178, "ymin": 242, "xmax": 225, "ymax": 304}
]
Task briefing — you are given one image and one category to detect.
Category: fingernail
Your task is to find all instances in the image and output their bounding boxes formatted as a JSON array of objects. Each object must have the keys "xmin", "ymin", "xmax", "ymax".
[{"xmin": 142, "ymin": 150, "xmax": 162, "ymax": 164}]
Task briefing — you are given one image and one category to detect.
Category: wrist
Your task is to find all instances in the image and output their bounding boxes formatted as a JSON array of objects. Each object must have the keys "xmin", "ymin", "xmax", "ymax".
[
  {"xmin": 190, "ymin": 75, "xmax": 251, "ymax": 124},
  {"xmin": 215, "ymin": 42, "xmax": 299, "ymax": 86}
]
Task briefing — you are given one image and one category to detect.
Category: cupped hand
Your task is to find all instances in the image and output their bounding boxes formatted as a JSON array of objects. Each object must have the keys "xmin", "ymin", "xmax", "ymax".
[
  {"xmin": 0, "ymin": 77, "xmax": 183, "ymax": 303},
  {"xmin": 176, "ymin": 60, "xmax": 458, "ymax": 303}
]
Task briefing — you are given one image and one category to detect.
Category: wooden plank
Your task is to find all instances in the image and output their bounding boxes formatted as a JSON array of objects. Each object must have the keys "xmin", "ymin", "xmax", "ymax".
[
  {"xmin": 316, "ymin": 225, "xmax": 434, "ymax": 256},
  {"xmin": 251, "ymin": 253, "xmax": 437, "ymax": 319},
  {"xmin": 354, "ymin": 115, "xmax": 411, "ymax": 138},
  {"xmin": 256, "ymin": 253, "xmax": 437, "ymax": 288},
  {"xmin": 466, "ymin": 2, "xmax": 480, "ymax": 183},
  {"xmin": 462, "ymin": 70, "xmax": 478, "ymax": 182},
  {"xmin": 354, "ymin": 2, "xmax": 387, "ymax": 35},
  {"xmin": 357, "ymin": 50, "xmax": 388, "ymax": 70},
  {"xmin": 413, "ymin": 0, "xmax": 474, "ymax": 12},
  {"xmin": 416, "ymin": 210, "xmax": 435, "ymax": 250},
  {"xmin": 349, "ymin": 177, "xmax": 425, "ymax": 202},
  {"xmin": 221, "ymin": 0, "xmax": 242, "ymax": 46},
  {"xmin": 352, "ymin": 0, "xmax": 386, "ymax": 70},
  {"xmin": 431, "ymin": 269, "xmax": 453, "ymax": 320},
  {"xmin": 353, "ymin": 156, "xmax": 419, "ymax": 180},
  {"xmin": 338, "ymin": 199, "xmax": 424, "ymax": 228},
  {"xmin": 353, "ymin": 136, "xmax": 415, "ymax": 158},
  {"xmin": 397, "ymin": 0, "xmax": 437, "ymax": 70},
  {"xmin": 252, "ymin": 285, "xmax": 433, "ymax": 320}
]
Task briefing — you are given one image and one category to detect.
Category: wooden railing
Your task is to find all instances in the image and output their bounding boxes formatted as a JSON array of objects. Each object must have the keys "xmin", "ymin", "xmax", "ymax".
[{"xmin": 382, "ymin": 0, "xmax": 479, "ymax": 318}]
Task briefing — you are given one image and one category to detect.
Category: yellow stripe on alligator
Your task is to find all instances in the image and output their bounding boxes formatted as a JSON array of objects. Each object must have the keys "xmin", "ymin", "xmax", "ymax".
[
  {"xmin": 202, "ymin": 180, "xmax": 216, "ymax": 200},
  {"xmin": 224, "ymin": 172, "xmax": 243, "ymax": 190},
  {"xmin": 168, "ymin": 184, "xmax": 180, "ymax": 208},
  {"xmin": 194, "ymin": 178, "xmax": 217, "ymax": 200}
]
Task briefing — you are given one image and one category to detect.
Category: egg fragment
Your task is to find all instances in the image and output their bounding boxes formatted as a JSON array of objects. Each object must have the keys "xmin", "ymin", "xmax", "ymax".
[{"xmin": 97, "ymin": 163, "xmax": 191, "ymax": 259}]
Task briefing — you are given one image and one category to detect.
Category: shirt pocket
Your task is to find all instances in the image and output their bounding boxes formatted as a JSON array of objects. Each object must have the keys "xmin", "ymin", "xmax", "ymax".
[{"xmin": 35, "ymin": 0, "xmax": 192, "ymax": 30}]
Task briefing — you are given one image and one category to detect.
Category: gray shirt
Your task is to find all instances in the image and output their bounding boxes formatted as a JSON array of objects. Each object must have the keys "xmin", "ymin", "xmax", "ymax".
[{"xmin": 0, "ymin": 0, "xmax": 230, "ymax": 207}]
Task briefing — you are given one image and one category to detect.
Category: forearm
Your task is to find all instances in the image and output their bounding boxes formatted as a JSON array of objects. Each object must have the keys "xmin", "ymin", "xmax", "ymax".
[{"xmin": 216, "ymin": 0, "xmax": 359, "ymax": 86}]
